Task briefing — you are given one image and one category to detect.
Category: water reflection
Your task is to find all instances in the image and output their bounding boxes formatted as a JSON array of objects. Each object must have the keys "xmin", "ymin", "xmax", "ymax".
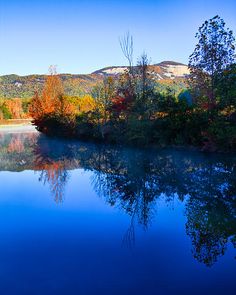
[
  {"xmin": 0, "ymin": 131, "xmax": 236, "ymax": 266},
  {"xmin": 186, "ymin": 197, "xmax": 236, "ymax": 266}
]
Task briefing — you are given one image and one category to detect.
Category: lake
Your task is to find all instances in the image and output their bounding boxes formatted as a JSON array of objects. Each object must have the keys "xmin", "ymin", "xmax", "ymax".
[{"xmin": 0, "ymin": 129, "xmax": 235, "ymax": 294}]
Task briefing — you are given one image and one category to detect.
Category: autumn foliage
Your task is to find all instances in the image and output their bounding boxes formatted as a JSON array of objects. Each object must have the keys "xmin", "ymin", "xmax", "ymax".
[
  {"xmin": 0, "ymin": 97, "xmax": 31, "ymax": 120},
  {"xmin": 30, "ymin": 72, "xmax": 75, "ymax": 120},
  {"xmin": 30, "ymin": 16, "xmax": 236, "ymax": 151}
]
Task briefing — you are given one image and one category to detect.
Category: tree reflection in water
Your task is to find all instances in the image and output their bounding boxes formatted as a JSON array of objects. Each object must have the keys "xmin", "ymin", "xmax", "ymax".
[
  {"xmin": 186, "ymin": 197, "xmax": 236, "ymax": 266},
  {"xmin": 38, "ymin": 161, "xmax": 69, "ymax": 203},
  {"xmin": 1, "ymin": 132, "xmax": 236, "ymax": 266}
]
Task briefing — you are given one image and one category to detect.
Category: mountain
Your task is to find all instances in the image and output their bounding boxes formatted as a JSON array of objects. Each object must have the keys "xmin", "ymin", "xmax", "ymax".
[
  {"xmin": 0, "ymin": 61, "xmax": 189, "ymax": 98},
  {"xmin": 0, "ymin": 74, "xmax": 103, "ymax": 99},
  {"xmin": 93, "ymin": 61, "xmax": 190, "ymax": 79}
]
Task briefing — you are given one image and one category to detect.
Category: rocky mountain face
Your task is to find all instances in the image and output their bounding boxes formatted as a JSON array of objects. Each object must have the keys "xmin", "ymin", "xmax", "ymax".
[
  {"xmin": 93, "ymin": 61, "xmax": 190, "ymax": 79},
  {"xmin": 0, "ymin": 61, "xmax": 189, "ymax": 98}
]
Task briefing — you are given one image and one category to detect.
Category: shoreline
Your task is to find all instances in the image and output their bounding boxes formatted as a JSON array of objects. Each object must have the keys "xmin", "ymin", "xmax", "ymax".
[
  {"xmin": 1, "ymin": 122, "xmax": 235, "ymax": 154},
  {"xmin": 0, "ymin": 124, "xmax": 37, "ymax": 133}
]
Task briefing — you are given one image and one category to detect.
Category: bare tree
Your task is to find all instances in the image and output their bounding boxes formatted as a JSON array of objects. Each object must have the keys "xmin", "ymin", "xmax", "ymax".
[
  {"xmin": 48, "ymin": 65, "xmax": 58, "ymax": 76},
  {"xmin": 118, "ymin": 32, "xmax": 136, "ymax": 110},
  {"xmin": 119, "ymin": 32, "xmax": 134, "ymax": 75}
]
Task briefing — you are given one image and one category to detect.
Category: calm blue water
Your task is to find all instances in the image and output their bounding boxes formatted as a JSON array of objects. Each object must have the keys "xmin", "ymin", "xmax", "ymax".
[{"xmin": 0, "ymin": 130, "xmax": 235, "ymax": 294}]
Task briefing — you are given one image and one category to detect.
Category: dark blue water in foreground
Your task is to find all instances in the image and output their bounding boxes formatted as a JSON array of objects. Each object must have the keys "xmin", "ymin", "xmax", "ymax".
[{"xmin": 0, "ymin": 130, "xmax": 235, "ymax": 294}]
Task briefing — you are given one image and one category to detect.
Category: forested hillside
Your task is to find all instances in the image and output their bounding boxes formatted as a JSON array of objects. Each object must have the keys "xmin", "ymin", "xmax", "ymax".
[
  {"xmin": 0, "ymin": 61, "xmax": 189, "ymax": 98},
  {"xmin": 0, "ymin": 74, "xmax": 102, "ymax": 98}
]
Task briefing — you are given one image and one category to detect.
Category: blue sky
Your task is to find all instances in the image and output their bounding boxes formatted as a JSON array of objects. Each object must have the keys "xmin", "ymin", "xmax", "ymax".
[{"xmin": 0, "ymin": 0, "xmax": 236, "ymax": 75}]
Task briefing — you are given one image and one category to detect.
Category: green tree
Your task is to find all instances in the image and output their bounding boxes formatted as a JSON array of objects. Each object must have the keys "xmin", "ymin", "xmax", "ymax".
[
  {"xmin": 217, "ymin": 64, "xmax": 236, "ymax": 109},
  {"xmin": 189, "ymin": 15, "xmax": 235, "ymax": 109},
  {"xmin": 0, "ymin": 99, "xmax": 12, "ymax": 119}
]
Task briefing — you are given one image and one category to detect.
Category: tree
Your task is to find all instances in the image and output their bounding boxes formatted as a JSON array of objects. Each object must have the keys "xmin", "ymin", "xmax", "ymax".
[
  {"xmin": 189, "ymin": 15, "xmax": 235, "ymax": 109},
  {"xmin": 119, "ymin": 32, "xmax": 134, "ymax": 73},
  {"xmin": 217, "ymin": 64, "xmax": 236, "ymax": 109},
  {"xmin": 91, "ymin": 77, "xmax": 116, "ymax": 138},
  {"xmin": 0, "ymin": 98, "xmax": 12, "ymax": 119},
  {"xmin": 135, "ymin": 52, "xmax": 156, "ymax": 119},
  {"xmin": 77, "ymin": 95, "xmax": 96, "ymax": 113},
  {"xmin": 119, "ymin": 33, "xmax": 136, "ymax": 109},
  {"xmin": 30, "ymin": 66, "xmax": 75, "ymax": 120},
  {"xmin": 5, "ymin": 98, "xmax": 24, "ymax": 119},
  {"xmin": 30, "ymin": 67, "xmax": 63, "ymax": 119}
]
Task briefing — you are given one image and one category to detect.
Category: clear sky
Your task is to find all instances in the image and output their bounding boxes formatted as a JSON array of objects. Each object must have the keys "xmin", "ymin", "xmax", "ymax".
[{"xmin": 0, "ymin": 0, "xmax": 236, "ymax": 75}]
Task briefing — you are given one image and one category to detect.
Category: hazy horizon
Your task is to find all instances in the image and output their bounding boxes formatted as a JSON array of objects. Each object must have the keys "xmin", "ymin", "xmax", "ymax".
[{"xmin": 1, "ymin": 0, "xmax": 236, "ymax": 75}]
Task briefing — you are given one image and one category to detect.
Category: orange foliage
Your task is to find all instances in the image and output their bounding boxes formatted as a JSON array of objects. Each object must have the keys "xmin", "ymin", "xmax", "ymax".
[
  {"xmin": 30, "ymin": 74, "xmax": 63, "ymax": 119},
  {"xmin": 30, "ymin": 71, "xmax": 75, "ymax": 120},
  {"xmin": 5, "ymin": 98, "xmax": 24, "ymax": 119},
  {"xmin": 57, "ymin": 96, "xmax": 77, "ymax": 117}
]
